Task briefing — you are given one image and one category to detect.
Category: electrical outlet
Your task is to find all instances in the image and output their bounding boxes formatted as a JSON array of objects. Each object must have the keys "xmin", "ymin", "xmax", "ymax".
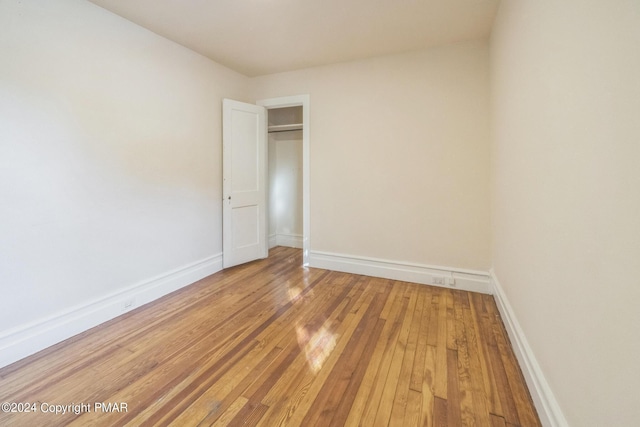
[
  {"xmin": 446, "ymin": 277, "xmax": 456, "ymax": 287},
  {"xmin": 433, "ymin": 277, "xmax": 444, "ymax": 285}
]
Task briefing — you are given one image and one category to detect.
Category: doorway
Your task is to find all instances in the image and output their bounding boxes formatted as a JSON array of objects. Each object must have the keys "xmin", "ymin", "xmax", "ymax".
[
  {"xmin": 267, "ymin": 106, "xmax": 302, "ymax": 250},
  {"xmin": 257, "ymin": 95, "xmax": 310, "ymax": 266}
]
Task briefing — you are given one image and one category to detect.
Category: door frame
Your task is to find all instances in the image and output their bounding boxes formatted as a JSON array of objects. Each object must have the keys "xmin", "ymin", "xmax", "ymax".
[{"xmin": 257, "ymin": 95, "xmax": 310, "ymax": 266}]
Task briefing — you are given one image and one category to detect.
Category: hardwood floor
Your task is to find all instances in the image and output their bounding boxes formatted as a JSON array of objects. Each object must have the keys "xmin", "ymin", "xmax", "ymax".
[{"xmin": 0, "ymin": 247, "xmax": 540, "ymax": 426}]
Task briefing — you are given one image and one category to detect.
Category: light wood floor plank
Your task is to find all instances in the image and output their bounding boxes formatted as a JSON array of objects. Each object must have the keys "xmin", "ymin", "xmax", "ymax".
[
  {"xmin": 434, "ymin": 290, "xmax": 449, "ymax": 399},
  {"xmin": 447, "ymin": 348, "xmax": 463, "ymax": 426},
  {"xmin": 388, "ymin": 286, "xmax": 425, "ymax": 426},
  {"xmin": 461, "ymin": 292, "xmax": 493, "ymax": 427},
  {"xmin": 0, "ymin": 247, "xmax": 541, "ymax": 427},
  {"xmin": 453, "ymin": 292, "xmax": 479, "ymax": 427},
  {"xmin": 471, "ymin": 292, "xmax": 504, "ymax": 418},
  {"xmin": 343, "ymin": 282, "xmax": 406, "ymax": 425},
  {"xmin": 211, "ymin": 396, "xmax": 249, "ymax": 427},
  {"xmin": 409, "ymin": 285, "xmax": 433, "ymax": 393},
  {"xmin": 354, "ymin": 284, "xmax": 409, "ymax": 426},
  {"xmin": 421, "ymin": 345, "xmax": 437, "ymax": 427},
  {"xmin": 373, "ymin": 284, "xmax": 418, "ymax": 427}
]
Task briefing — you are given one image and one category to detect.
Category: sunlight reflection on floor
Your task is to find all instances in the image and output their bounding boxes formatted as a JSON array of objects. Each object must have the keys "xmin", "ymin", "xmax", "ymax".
[
  {"xmin": 286, "ymin": 267, "xmax": 336, "ymax": 374},
  {"xmin": 296, "ymin": 323, "xmax": 337, "ymax": 374}
]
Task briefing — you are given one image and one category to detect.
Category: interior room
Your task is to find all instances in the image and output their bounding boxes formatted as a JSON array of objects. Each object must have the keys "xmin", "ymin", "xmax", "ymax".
[{"xmin": 1, "ymin": 0, "xmax": 638, "ymax": 426}]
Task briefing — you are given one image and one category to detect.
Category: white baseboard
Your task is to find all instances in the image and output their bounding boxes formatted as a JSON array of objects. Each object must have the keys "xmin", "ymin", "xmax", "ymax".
[
  {"xmin": 308, "ymin": 250, "xmax": 491, "ymax": 294},
  {"xmin": 490, "ymin": 269, "xmax": 568, "ymax": 427},
  {"xmin": 269, "ymin": 233, "xmax": 303, "ymax": 249},
  {"xmin": 276, "ymin": 233, "xmax": 303, "ymax": 249},
  {"xmin": 0, "ymin": 253, "xmax": 223, "ymax": 369}
]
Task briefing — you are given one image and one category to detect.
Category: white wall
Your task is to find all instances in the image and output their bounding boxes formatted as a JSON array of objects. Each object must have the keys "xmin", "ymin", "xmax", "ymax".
[
  {"xmin": 0, "ymin": 0, "xmax": 248, "ymax": 366},
  {"xmin": 252, "ymin": 41, "xmax": 491, "ymax": 272},
  {"xmin": 490, "ymin": 0, "xmax": 640, "ymax": 425},
  {"xmin": 268, "ymin": 130, "xmax": 303, "ymax": 248}
]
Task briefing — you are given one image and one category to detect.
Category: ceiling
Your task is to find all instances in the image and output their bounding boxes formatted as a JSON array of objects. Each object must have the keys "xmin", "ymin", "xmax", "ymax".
[{"xmin": 88, "ymin": 0, "xmax": 500, "ymax": 77}]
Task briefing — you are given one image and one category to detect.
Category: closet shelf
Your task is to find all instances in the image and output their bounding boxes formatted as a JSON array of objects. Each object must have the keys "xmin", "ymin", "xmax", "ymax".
[{"xmin": 268, "ymin": 123, "xmax": 303, "ymax": 133}]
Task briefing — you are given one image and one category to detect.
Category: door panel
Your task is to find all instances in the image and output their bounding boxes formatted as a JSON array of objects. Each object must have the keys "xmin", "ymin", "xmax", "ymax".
[
  {"xmin": 232, "ymin": 206, "xmax": 259, "ymax": 247},
  {"xmin": 231, "ymin": 110, "xmax": 259, "ymax": 192},
  {"xmin": 223, "ymin": 99, "xmax": 267, "ymax": 268}
]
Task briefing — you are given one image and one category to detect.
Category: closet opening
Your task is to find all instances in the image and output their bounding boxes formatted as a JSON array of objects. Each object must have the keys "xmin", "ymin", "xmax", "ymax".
[
  {"xmin": 258, "ymin": 95, "xmax": 310, "ymax": 266},
  {"xmin": 267, "ymin": 106, "xmax": 303, "ymax": 252}
]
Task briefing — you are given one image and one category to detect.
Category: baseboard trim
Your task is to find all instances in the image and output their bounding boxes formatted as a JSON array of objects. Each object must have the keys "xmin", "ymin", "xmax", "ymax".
[
  {"xmin": 276, "ymin": 233, "xmax": 303, "ymax": 249},
  {"xmin": 0, "ymin": 253, "xmax": 223, "ymax": 369},
  {"xmin": 490, "ymin": 269, "xmax": 568, "ymax": 427},
  {"xmin": 309, "ymin": 250, "xmax": 491, "ymax": 294},
  {"xmin": 269, "ymin": 233, "xmax": 303, "ymax": 249}
]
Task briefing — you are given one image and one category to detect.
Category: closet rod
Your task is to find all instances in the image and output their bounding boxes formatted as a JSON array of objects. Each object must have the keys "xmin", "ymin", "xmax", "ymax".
[
  {"xmin": 268, "ymin": 129, "xmax": 303, "ymax": 133},
  {"xmin": 268, "ymin": 123, "xmax": 303, "ymax": 133}
]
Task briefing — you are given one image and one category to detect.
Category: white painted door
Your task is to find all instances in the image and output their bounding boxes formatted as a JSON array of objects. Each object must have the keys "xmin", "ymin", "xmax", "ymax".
[{"xmin": 222, "ymin": 99, "xmax": 267, "ymax": 268}]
